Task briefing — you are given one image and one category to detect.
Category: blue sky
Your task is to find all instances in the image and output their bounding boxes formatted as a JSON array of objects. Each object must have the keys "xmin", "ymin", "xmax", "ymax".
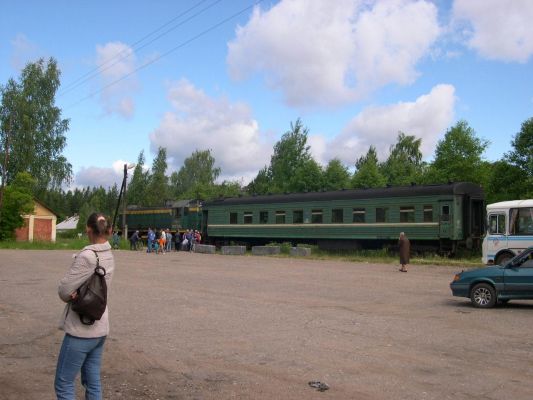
[{"xmin": 1, "ymin": 0, "xmax": 532, "ymax": 189}]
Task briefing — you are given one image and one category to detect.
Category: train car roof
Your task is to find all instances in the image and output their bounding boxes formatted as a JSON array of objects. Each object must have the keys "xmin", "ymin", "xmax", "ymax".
[{"xmin": 204, "ymin": 182, "xmax": 484, "ymax": 207}]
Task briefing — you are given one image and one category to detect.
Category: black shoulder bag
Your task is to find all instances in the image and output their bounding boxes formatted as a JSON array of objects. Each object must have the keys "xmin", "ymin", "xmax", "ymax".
[{"xmin": 70, "ymin": 250, "xmax": 108, "ymax": 325}]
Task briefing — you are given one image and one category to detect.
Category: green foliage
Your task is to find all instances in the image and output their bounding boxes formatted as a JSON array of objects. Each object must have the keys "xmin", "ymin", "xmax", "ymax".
[
  {"xmin": 426, "ymin": 120, "xmax": 489, "ymax": 185},
  {"xmin": 145, "ymin": 147, "xmax": 169, "ymax": 206},
  {"xmin": 485, "ymin": 161, "xmax": 524, "ymax": 203},
  {"xmin": 171, "ymin": 149, "xmax": 221, "ymax": 200},
  {"xmin": 0, "ymin": 58, "xmax": 71, "ymax": 191},
  {"xmin": 323, "ymin": 158, "xmax": 351, "ymax": 190},
  {"xmin": 504, "ymin": 117, "xmax": 533, "ymax": 197},
  {"xmin": 381, "ymin": 132, "xmax": 424, "ymax": 185},
  {"xmin": 127, "ymin": 150, "xmax": 149, "ymax": 206},
  {"xmin": 0, "ymin": 172, "xmax": 35, "ymax": 240},
  {"xmin": 247, "ymin": 167, "xmax": 271, "ymax": 195},
  {"xmin": 352, "ymin": 146, "xmax": 387, "ymax": 188},
  {"xmin": 268, "ymin": 118, "xmax": 314, "ymax": 193}
]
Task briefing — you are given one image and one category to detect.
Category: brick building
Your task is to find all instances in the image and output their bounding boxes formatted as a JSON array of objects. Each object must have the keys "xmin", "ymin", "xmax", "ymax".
[{"xmin": 15, "ymin": 199, "xmax": 57, "ymax": 242}]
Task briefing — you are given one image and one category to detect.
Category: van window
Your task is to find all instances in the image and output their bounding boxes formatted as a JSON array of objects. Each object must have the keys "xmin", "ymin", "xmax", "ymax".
[
  {"xmin": 510, "ymin": 207, "xmax": 533, "ymax": 235},
  {"xmin": 488, "ymin": 214, "xmax": 505, "ymax": 234}
]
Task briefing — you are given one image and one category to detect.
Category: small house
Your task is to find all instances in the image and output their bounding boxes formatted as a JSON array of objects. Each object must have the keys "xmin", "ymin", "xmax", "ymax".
[{"xmin": 15, "ymin": 199, "xmax": 57, "ymax": 242}]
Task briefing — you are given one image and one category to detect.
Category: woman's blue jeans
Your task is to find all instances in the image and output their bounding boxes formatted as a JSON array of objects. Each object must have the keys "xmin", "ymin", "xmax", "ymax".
[{"xmin": 55, "ymin": 334, "xmax": 106, "ymax": 400}]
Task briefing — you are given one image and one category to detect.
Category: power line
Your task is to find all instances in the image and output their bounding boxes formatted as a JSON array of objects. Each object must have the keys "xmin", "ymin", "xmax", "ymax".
[
  {"xmin": 59, "ymin": 0, "xmax": 220, "ymax": 96},
  {"xmin": 65, "ymin": 0, "xmax": 263, "ymax": 111}
]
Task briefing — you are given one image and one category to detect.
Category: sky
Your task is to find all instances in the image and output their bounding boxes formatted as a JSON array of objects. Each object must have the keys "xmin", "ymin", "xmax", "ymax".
[{"xmin": 1, "ymin": 0, "xmax": 533, "ymax": 190}]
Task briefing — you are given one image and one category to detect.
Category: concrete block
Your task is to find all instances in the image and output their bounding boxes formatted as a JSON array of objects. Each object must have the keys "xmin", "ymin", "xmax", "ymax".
[
  {"xmin": 252, "ymin": 246, "xmax": 280, "ymax": 256},
  {"xmin": 221, "ymin": 245, "xmax": 246, "ymax": 255},
  {"xmin": 194, "ymin": 244, "xmax": 216, "ymax": 254},
  {"xmin": 290, "ymin": 247, "xmax": 311, "ymax": 257}
]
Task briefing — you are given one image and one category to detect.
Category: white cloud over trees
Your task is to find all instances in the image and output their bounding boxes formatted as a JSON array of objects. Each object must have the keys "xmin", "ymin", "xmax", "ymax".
[
  {"xmin": 227, "ymin": 0, "xmax": 440, "ymax": 108},
  {"xmin": 149, "ymin": 79, "xmax": 271, "ymax": 182},
  {"xmin": 318, "ymin": 84, "xmax": 456, "ymax": 165}
]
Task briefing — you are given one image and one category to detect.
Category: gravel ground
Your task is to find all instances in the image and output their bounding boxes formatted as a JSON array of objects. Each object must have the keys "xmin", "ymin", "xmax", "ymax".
[{"xmin": 1, "ymin": 249, "xmax": 533, "ymax": 400}]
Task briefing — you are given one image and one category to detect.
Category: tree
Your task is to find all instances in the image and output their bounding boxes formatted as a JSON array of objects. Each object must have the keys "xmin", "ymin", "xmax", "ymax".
[
  {"xmin": 246, "ymin": 166, "xmax": 271, "ymax": 195},
  {"xmin": 0, "ymin": 58, "xmax": 71, "ymax": 196},
  {"xmin": 381, "ymin": 132, "xmax": 423, "ymax": 185},
  {"xmin": 127, "ymin": 150, "xmax": 149, "ymax": 206},
  {"xmin": 291, "ymin": 159, "xmax": 324, "ymax": 193},
  {"xmin": 505, "ymin": 117, "xmax": 533, "ymax": 197},
  {"xmin": 0, "ymin": 172, "xmax": 35, "ymax": 240},
  {"xmin": 171, "ymin": 149, "xmax": 221, "ymax": 199},
  {"xmin": 427, "ymin": 120, "xmax": 489, "ymax": 185},
  {"xmin": 323, "ymin": 158, "xmax": 351, "ymax": 190},
  {"xmin": 351, "ymin": 146, "xmax": 387, "ymax": 188},
  {"xmin": 485, "ymin": 161, "xmax": 525, "ymax": 203},
  {"xmin": 269, "ymin": 119, "xmax": 313, "ymax": 193},
  {"xmin": 145, "ymin": 147, "xmax": 169, "ymax": 206}
]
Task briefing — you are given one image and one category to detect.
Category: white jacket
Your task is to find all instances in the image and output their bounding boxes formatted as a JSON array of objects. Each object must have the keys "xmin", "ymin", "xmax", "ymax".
[{"xmin": 58, "ymin": 242, "xmax": 115, "ymax": 338}]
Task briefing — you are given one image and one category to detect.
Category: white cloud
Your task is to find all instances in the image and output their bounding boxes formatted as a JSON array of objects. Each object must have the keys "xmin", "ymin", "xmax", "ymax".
[
  {"xmin": 149, "ymin": 79, "xmax": 271, "ymax": 182},
  {"xmin": 95, "ymin": 42, "xmax": 139, "ymax": 118},
  {"xmin": 73, "ymin": 160, "xmax": 130, "ymax": 189},
  {"xmin": 322, "ymin": 84, "xmax": 456, "ymax": 164},
  {"xmin": 227, "ymin": 0, "xmax": 440, "ymax": 108},
  {"xmin": 452, "ymin": 0, "xmax": 533, "ymax": 62},
  {"xmin": 10, "ymin": 34, "xmax": 43, "ymax": 70}
]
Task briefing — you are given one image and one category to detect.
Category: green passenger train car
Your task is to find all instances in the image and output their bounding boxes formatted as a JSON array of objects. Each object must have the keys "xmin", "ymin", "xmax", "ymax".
[
  {"xmin": 203, "ymin": 182, "xmax": 485, "ymax": 253},
  {"xmin": 119, "ymin": 199, "xmax": 203, "ymax": 235}
]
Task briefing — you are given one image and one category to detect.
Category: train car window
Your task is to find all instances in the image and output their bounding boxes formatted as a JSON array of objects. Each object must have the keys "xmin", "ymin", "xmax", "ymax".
[
  {"xmin": 260, "ymin": 211, "xmax": 269, "ymax": 224},
  {"xmin": 293, "ymin": 210, "xmax": 303, "ymax": 224},
  {"xmin": 244, "ymin": 212, "xmax": 253, "ymax": 224},
  {"xmin": 441, "ymin": 205, "xmax": 450, "ymax": 222},
  {"xmin": 312, "ymin": 209, "xmax": 323, "ymax": 223},
  {"xmin": 332, "ymin": 209, "xmax": 343, "ymax": 223},
  {"xmin": 353, "ymin": 208, "xmax": 365, "ymax": 223},
  {"xmin": 229, "ymin": 212, "xmax": 238, "ymax": 224},
  {"xmin": 423, "ymin": 205, "xmax": 433, "ymax": 222},
  {"xmin": 376, "ymin": 207, "xmax": 388, "ymax": 223},
  {"xmin": 510, "ymin": 207, "xmax": 533, "ymax": 235},
  {"xmin": 488, "ymin": 214, "xmax": 505, "ymax": 234},
  {"xmin": 400, "ymin": 206, "xmax": 415, "ymax": 223},
  {"xmin": 275, "ymin": 211, "xmax": 286, "ymax": 224}
]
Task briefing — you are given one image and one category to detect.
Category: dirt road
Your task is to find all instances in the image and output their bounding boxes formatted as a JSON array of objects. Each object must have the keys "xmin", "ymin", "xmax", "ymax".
[{"xmin": 1, "ymin": 249, "xmax": 532, "ymax": 399}]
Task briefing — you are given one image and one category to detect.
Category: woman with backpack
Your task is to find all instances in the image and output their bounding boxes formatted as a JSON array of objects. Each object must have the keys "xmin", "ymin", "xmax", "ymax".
[{"xmin": 55, "ymin": 213, "xmax": 116, "ymax": 400}]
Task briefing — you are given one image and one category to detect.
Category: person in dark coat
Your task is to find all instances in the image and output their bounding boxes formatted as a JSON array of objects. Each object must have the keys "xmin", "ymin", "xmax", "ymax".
[{"xmin": 398, "ymin": 232, "xmax": 410, "ymax": 272}]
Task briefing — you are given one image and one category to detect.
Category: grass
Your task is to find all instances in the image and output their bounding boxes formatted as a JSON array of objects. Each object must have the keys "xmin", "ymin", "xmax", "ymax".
[
  {"xmin": 0, "ymin": 238, "xmax": 484, "ymax": 267},
  {"xmin": 0, "ymin": 237, "xmax": 130, "ymax": 251}
]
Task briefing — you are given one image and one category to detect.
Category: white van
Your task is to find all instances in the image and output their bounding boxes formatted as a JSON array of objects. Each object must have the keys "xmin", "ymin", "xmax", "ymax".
[{"xmin": 482, "ymin": 199, "xmax": 533, "ymax": 265}]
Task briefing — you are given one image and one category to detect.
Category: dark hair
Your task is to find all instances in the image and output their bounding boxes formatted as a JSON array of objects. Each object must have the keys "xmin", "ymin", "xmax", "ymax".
[{"xmin": 86, "ymin": 213, "xmax": 111, "ymax": 237}]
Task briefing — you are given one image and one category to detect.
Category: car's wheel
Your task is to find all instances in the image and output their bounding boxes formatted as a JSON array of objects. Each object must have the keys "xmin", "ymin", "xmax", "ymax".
[
  {"xmin": 470, "ymin": 283, "xmax": 497, "ymax": 308},
  {"xmin": 495, "ymin": 252, "xmax": 513, "ymax": 266}
]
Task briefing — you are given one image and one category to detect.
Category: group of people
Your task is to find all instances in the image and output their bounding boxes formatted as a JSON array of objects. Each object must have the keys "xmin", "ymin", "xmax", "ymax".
[{"xmin": 132, "ymin": 228, "xmax": 201, "ymax": 253}]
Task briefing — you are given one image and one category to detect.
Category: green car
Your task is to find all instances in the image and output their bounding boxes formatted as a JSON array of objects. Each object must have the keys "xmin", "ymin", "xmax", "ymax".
[{"xmin": 450, "ymin": 246, "xmax": 533, "ymax": 308}]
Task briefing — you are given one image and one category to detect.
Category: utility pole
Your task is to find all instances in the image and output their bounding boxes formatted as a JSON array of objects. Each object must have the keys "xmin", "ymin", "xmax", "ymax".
[
  {"xmin": 0, "ymin": 116, "xmax": 13, "ymax": 221},
  {"xmin": 122, "ymin": 163, "xmax": 128, "ymax": 242}
]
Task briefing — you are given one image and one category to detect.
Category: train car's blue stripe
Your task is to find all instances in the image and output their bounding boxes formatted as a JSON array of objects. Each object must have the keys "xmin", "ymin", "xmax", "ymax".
[{"xmin": 486, "ymin": 236, "xmax": 533, "ymax": 241}]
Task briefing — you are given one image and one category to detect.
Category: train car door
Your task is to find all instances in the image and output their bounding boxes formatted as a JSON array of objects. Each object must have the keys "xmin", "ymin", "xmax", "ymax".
[{"xmin": 439, "ymin": 201, "xmax": 452, "ymax": 238}]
